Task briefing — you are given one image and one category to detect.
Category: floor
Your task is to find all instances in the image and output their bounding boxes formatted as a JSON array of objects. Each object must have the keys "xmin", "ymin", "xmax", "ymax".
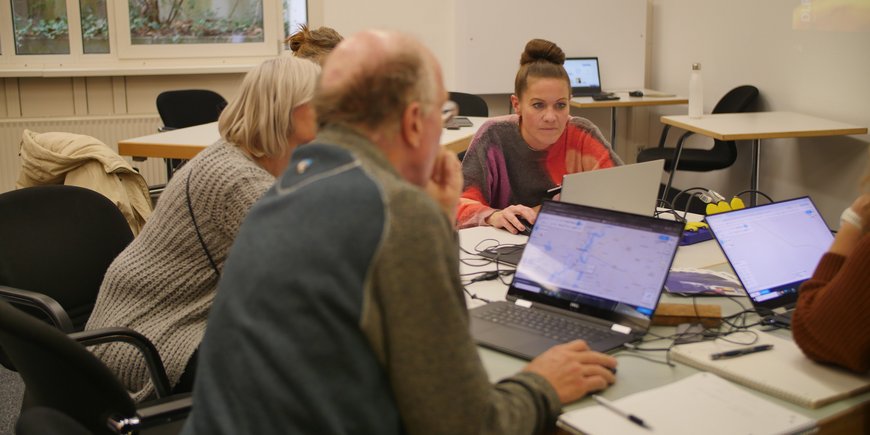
[{"xmin": 0, "ymin": 366, "xmax": 24, "ymax": 435}]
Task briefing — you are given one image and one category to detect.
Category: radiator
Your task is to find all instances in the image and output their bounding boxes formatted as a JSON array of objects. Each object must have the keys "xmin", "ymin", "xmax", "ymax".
[{"xmin": 0, "ymin": 115, "xmax": 167, "ymax": 193}]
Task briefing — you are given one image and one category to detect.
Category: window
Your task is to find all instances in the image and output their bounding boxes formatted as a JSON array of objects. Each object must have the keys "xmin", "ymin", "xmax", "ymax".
[
  {"xmin": 11, "ymin": 0, "xmax": 70, "ymax": 55},
  {"xmin": 81, "ymin": 0, "xmax": 109, "ymax": 54},
  {"xmin": 0, "ymin": 0, "xmax": 307, "ymax": 71}
]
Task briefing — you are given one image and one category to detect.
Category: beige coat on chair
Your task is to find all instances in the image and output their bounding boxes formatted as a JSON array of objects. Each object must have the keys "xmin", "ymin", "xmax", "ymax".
[{"xmin": 17, "ymin": 129, "xmax": 152, "ymax": 235}]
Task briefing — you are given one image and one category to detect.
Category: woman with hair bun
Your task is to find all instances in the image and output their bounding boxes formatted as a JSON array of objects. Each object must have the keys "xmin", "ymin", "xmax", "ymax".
[
  {"xmin": 457, "ymin": 38, "xmax": 622, "ymax": 232},
  {"xmin": 286, "ymin": 24, "xmax": 343, "ymax": 65}
]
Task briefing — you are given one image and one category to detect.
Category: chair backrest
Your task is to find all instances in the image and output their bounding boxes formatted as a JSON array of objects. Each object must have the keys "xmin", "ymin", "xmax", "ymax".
[
  {"xmin": 448, "ymin": 92, "xmax": 489, "ymax": 117},
  {"xmin": 156, "ymin": 89, "xmax": 227, "ymax": 130},
  {"xmin": 0, "ymin": 300, "xmax": 136, "ymax": 435},
  {"xmin": 0, "ymin": 186, "xmax": 133, "ymax": 330},
  {"xmin": 712, "ymin": 85, "xmax": 759, "ymax": 115},
  {"xmin": 707, "ymin": 85, "xmax": 760, "ymax": 164}
]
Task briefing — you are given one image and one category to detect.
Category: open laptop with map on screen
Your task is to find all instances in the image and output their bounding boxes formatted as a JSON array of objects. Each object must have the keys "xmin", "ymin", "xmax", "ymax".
[
  {"xmin": 469, "ymin": 200, "xmax": 684, "ymax": 359},
  {"xmin": 478, "ymin": 160, "xmax": 666, "ymax": 266},
  {"xmin": 705, "ymin": 196, "xmax": 834, "ymax": 327}
]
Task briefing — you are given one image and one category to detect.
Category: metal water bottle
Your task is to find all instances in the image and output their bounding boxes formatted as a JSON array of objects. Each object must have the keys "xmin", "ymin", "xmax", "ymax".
[{"xmin": 688, "ymin": 63, "xmax": 703, "ymax": 118}]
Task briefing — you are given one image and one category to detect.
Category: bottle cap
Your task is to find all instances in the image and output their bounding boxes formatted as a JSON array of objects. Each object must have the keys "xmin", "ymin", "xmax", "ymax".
[{"xmin": 692, "ymin": 63, "xmax": 701, "ymax": 70}]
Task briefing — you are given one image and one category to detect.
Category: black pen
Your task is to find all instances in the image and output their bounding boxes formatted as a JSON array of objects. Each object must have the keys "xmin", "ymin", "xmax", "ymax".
[
  {"xmin": 710, "ymin": 344, "xmax": 774, "ymax": 360},
  {"xmin": 592, "ymin": 395, "xmax": 652, "ymax": 430}
]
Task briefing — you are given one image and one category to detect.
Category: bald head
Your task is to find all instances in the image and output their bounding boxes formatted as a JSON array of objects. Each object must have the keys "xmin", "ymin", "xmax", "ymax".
[{"xmin": 314, "ymin": 30, "xmax": 442, "ymax": 135}]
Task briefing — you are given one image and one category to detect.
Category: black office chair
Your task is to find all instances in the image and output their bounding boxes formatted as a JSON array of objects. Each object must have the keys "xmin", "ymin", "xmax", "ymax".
[
  {"xmin": 638, "ymin": 85, "xmax": 759, "ymax": 203},
  {"xmin": 0, "ymin": 186, "xmax": 133, "ymax": 334},
  {"xmin": 16, "ymin": 407, "xmax": 95, "ymax": 435},
  {"xmin": 153, "ymin": 89, "xmax": 228, "ymax": 182},
  {"xmin": 449, "ymin": 92, "xmax": 489, "ymax": 161},
  {"xmin": 449, "ymin": 91, "xmax": 489, "ymax": 117},
  {"xmin": 0, "ymin": 300, "xmax": 191, "ymax": 435},
  {"xmin": 156, "ymin": 89, "xmax": 227, "ymax": 132}
]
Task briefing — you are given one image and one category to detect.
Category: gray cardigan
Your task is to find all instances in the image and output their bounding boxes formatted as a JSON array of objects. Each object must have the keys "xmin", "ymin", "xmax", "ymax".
[{"xmin": 86, "ymin": 140, "xmax": 274, "ymax": 401}]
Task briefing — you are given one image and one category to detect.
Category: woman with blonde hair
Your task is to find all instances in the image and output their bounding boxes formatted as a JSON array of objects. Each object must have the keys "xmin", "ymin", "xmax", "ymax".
[
  {"xmin": 85, "ymin": 56, "xmax": 321, "ymax": 401},
  {"xmin": 457, "ymin": 38, "xmax": 621, "ymax": 232}
]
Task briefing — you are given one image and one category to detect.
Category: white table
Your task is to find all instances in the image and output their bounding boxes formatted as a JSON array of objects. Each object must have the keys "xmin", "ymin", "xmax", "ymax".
[
  {"xmin": 571, "ymin": 89, "xmax": 687, "ymax": 149},
  {"xmin": 660, "ymin": 112, "xmax": 868, "ymax": 205},
  {"xmin": 118, "ymin": 116, "xmax": 487, "ymax": 176},
  {"xmin": 459, "ymin": 225, "xmax": 869, "ymax": 433}
]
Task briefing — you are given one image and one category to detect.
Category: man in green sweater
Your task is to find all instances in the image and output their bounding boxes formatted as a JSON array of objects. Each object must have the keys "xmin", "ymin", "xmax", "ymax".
[{"xmin": 182, "ymin": 30, "xmax": 617, "ymax": 435}]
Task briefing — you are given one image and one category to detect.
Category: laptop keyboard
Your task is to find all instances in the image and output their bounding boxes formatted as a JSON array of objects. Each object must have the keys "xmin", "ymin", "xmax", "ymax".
[{"xmin": 472, "ymin": 303, "xmax": 612, "ymax": 343}]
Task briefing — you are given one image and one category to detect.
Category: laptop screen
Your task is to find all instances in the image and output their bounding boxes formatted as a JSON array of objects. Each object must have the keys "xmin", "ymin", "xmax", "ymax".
[
  {"xmin": 705, "ymin": 197, "xmax": 833, "ymax": 311},
  {"xmin": 564, "ymin": 57, "xmax": 602, "ymax": 96},
  {"xmin": 507, "ymin": 200, "xmax": 683, "ymax": 331}
]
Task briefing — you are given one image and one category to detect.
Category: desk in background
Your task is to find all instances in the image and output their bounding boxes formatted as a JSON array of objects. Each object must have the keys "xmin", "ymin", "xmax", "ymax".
[
  {"xmin": 459, "ymin": 225, "xmax": 870, "ymax": 433},
  {"xmin": 571, "ymin": 90, "xmax": 687, "ymax": 150},
  {"xmin": 118, "ymin": 116, "xmax": 487, "ymax": 170},
  {"xmin": 661, "ymin": 112, "xmax": 868, "ymax": 206}
]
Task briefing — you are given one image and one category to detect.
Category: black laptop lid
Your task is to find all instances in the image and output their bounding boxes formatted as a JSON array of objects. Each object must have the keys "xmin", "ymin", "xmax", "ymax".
[
  {"xmin": 506, "ymin": 200, "xmax": 684, "ymax": 332},
  {"xmin": 564, "ymin": 57, "xmax": 602, "ymax": 96},
  {"xmin": 705, "ymin": 197, "xmax": 833, "ymax": 312}
]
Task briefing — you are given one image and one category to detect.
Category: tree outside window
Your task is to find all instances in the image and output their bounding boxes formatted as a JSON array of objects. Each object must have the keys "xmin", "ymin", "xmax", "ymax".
[
  {"xmin": 10, "ymin": 0, "xmax": 109, "ymax": 55},
  {"xmin": 2, "ymin": 0, "xmax": 306, "ymax": 65},
  {"xmin": 128, "ymin": 0, "xmax": 264, "ymax": 45},
  {"xmin": 12, "ymin": 0, "xmax": 70, "ymax": 55},
  {"xmin": 81, "ymin": 0, "xmax": 110, "ymax": 53}
]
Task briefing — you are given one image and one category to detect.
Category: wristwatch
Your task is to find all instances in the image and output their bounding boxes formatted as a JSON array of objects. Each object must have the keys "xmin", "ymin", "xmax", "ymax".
[{"xmin": 840, "ymin": 207, "xmax": 864, "ymax": 232}]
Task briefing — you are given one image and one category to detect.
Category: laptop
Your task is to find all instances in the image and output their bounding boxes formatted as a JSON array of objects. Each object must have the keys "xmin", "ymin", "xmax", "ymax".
[
  {"xmin": 564, "ymin": 57, "xmax": 611, "ymax": 98},
  {"xmin": 561, "ymin": 160, "xmax": 664, "ymax": 216},
  {"xmin": 470, "ymin": 200, "xmax": 684, "ymax": 359},
  {"xmin": 478, "ymin": 160, "xmax": 665, "ymax": 266},
  {"xmin": 705, "ymin": 197, "xmax": 834, "ymax": 327}
]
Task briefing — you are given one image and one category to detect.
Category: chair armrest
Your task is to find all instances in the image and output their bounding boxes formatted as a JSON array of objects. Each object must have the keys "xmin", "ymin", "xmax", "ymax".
[
  {"xmin": 70, "ymin": 327, "xmax": 172, "ymax": 398},
  {"xmin": 108, "ymin": 393, "xmax": 193, "ymax": 434},
  {"xmin": 0, "ymin": 285, "xmax": 74, "ymax": 332},
  {"xmin": 137, "ymin": 393, "xmax": 193, "ymax": 426},
  {"xmin": 654, "ymin": 124, "xmax": 672, "ymax": 148}
]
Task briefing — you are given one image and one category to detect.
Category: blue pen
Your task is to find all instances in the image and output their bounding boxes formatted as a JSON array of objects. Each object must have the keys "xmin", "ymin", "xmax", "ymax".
[
  {"xmin": 593, "ymin": 395, "xmax": 652, "ymax": 430},
  {"xmin": 710, "ymin": 344, "xmax": 774, "ymax": 360}
]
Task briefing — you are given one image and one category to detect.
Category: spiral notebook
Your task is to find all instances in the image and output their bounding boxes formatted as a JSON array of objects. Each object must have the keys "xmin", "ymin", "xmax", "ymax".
[
  {"xmin": 558, "ymin": 372, "xmax": 815, "ymax": 435},
  {"xmin": 671, "ymin": 332, "xmax": 870, "ymax": 409}
]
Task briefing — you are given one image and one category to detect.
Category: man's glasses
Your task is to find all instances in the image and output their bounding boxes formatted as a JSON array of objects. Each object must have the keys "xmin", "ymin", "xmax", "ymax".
[{"xmin": 441, "ymin": 100, "xmax": 459, "ymax": 123}]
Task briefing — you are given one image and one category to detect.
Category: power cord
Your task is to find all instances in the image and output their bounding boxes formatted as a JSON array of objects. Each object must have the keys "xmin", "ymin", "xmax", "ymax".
[{"xmin": 734, "ymin": 189, "xmax": 774, "ymax": 204}]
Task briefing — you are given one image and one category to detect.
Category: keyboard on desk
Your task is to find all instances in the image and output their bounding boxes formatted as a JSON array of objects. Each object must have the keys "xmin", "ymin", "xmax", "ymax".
[
  {"xmin": 591, "ymin": 92, "xmax": 620, "ymax": 101},
  {"xmin": 473, "ymin": 302, "xmax": 611, "ymax": 343},
  {"xmin": 444, "ymin": 116, "xmax": 474, "ymax": 129}
]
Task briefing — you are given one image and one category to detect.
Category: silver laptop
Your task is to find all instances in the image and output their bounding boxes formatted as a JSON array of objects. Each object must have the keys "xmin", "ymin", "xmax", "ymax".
[
  {"xmin": 470, "ymin": 200, "xmax": 684, "ymax": 359},
  {"xmin": 705, "ymin": 197, "xmax": 834, "ymax": 327},
  {"xmin": 561, "ymin": 160, "xmax": 665, "ymax": 216},
  {"xmin": 565, "ymin": 57, "xmax": 605, "ymax": 97},
  {"xmin": 478, "ymin": 160, "xmax": 665, "ymax": 266}
]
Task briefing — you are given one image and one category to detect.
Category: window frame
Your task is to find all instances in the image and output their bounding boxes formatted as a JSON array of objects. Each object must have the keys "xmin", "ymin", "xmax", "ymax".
[{"xmin": 0, "ymin": 0, "xmax": 294, "ymax": 76}]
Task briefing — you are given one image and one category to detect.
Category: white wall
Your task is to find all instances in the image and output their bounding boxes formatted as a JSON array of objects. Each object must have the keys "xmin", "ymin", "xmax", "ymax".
[
  {"xmin": 647, "ymin": 0, "xmax": 870, "ymax": 225},
  {"xmin": 314, "ymin": 0, "xmax": 648, "ymax": 95},
  {"xmin": 316, "ymin": 0, "xmax": 457, "ymax": 87}
]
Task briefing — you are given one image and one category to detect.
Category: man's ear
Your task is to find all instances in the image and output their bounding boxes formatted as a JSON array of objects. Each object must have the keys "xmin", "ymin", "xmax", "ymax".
[{"xmin": 401, "ymin": 101, "xmax": 424, "ymax": 149}]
